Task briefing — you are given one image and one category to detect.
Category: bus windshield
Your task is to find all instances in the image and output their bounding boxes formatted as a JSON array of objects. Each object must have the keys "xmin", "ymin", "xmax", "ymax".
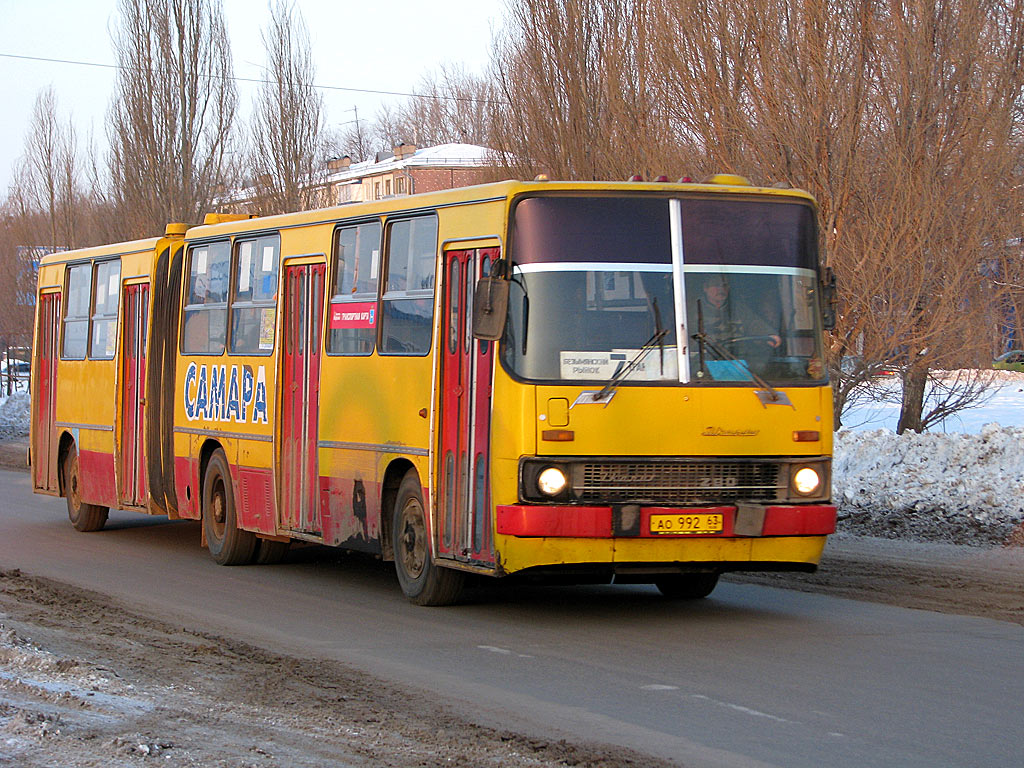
[{"xmin": 502, "ymin": 195, "xmax": 825, "ymax": 385}]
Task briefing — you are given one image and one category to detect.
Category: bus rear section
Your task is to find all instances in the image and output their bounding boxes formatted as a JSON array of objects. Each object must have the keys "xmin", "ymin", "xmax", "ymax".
[{"xmin": 31, "ymin": 225, "xmax": 186, "ymax": 529}]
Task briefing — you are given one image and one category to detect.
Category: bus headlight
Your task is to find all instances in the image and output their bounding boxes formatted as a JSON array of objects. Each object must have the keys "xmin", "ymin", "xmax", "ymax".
[
  {"xmin": 792, "ymin": 466, "xmax": 822, "ymax": 496},
  {"xmin": 537, "ymin": 466, "xmax": 569, "ymax": 496}
]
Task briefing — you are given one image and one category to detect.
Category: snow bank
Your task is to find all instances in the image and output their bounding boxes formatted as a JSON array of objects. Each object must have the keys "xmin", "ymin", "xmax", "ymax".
[
  {"xmin": 0, "ymin": 391, "xmax": 30, "ymax": 440},
  {"xmin": 834, "ymin": 425, "xmax": 1024, "ymax": 545}
]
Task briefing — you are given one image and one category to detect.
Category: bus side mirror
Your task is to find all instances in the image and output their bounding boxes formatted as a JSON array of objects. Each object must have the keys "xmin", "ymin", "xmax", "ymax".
[
  {"xmin": 821, "ymin": 267, "xmax": 837, "ymax": 331},
  {"xmin": 472, "ymin": 277, "xmax": 509, "ymax": 340}
]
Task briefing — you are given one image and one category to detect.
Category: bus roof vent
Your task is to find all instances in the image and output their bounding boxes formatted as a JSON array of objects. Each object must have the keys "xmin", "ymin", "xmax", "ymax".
[
  {"xmin": 703, "ymin": 173, "xmax": 751, "ymax": 186},
  {"xmin": 165, "ymin": 222, "xmax": 188, "ymax": 237},
  {"xmin": 202, "ymin": 213, "xmax": 255, "ymax": 225}
]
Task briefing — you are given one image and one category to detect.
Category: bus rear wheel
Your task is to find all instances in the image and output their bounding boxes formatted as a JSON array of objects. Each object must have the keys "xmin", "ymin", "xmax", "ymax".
[
  {"xmin": 392, "ymin": 470, "xmax": 464, "ymax": 606},
  {"xmin": 62, "ymin": 446, "xmax": 108, "ymax": 532},
  {"xmin": 202, "ymin": 449, "xmax": 256, "ymax": 566},
  {"xmin": 655, "ymin": 572, "xmax": 720, "ymax": 600}
]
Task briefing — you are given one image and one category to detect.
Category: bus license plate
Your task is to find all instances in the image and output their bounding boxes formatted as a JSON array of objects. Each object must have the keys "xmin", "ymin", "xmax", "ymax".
[{"xmin": 650, "ymin": 513, "xmax": 724, "ymax": 535}]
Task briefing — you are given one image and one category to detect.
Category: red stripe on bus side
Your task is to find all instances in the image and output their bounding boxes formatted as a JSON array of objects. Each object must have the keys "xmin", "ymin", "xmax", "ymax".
[{"xmin": 77, "ymin": 449, "xmax": 117, "ymax": 509}]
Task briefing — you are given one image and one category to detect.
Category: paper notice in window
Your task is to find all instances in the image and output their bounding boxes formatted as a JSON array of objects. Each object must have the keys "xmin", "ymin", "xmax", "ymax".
[
  {"xmin": 195, "ymin": 249, "xmax": 208, "ymax": 274},
  {"xmin": 259, "ymin": 307, "xmax": 275, "ymax": 350},
  {"xmin": 612, "ymin": 348, "xmax": 678, "ymax": 380},
  {"xmin": 262, "ymin": 245, "xmax": 275, "ymax": 273},
  {"xmin": 108, "ymin": 273, "xmax": 118, "ymax": 297},
  {"xmin": 559, "ymin": 352, "xmax": 622, "ymax": 380},
  {"xmin": 559, "ymin": 349, "xmax": 678, "ymax": 381},
  {"xmin": 239, "ymin": 242, "xmax": 253, "ymax": 293},
  {"xmin": 370, "ymin": 250, "xmax": 379, "ymax": 280}
]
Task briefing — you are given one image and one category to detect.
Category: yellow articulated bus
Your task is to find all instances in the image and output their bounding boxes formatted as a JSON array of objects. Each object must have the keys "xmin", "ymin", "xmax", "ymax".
[{"xmin": 31, "ymin": 177, "xmax": 837, "ymax": 605}]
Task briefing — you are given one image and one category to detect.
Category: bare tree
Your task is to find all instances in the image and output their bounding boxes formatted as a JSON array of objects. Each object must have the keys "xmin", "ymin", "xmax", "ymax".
[
  {"xmin": 329, "ymin": 108, "xmax": 374, "ymax": 164},
  {"xmin": 373, "ymin": 65, "xmax": 495, "ymax": 149},
  {"xmin": 2, "ymin": 89, "xmax": 119, "ymax": 350},
  {"xmin": 108, "ymin": 0, "xmax": 238, "ymax": 235},
  {"xmin": 24, "ymin": 88, "xmax": 64, "ymax": 251},
  {"xmin": 9, "ymin": 87, "xmax": 93, "ymax": 252},
  {"xmin": 0, "ymin": 195, "xmax": 41, "ymax": 351},
  {"xmin": 488, "ymin": 0, "xmax": 675, "ymax": 180},
  {"xmin": 55, "ymin": 116, "xmax": 80, "ymax": 249},
  {"xmin": 248, "ymin": 0, "xmax": 325, "ymax": 215},
  {"xmin": 863, "ymin": 0, "xmax": 1024, "ymax": 432}
]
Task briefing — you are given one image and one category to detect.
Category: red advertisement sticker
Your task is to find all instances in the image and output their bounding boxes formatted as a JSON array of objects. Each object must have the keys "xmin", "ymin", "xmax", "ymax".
[{"xmin": 330, "ymin": 301, "xmax": 377, "ymax": 329}]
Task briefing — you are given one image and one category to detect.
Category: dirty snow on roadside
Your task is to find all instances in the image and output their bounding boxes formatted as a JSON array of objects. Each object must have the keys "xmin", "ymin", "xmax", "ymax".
[
  {"xmin": 0, "ymin": 617, "xmax": 165, "ymax": 763},
  {"xmin": 0, "ymin": 392, "xmax": 29, "ymax": 441},
  {"xmin": 834, "ymin": 425, "xmax": 1024, "ymax": 544},
  {"xmin": 0, "ymin": 570, "xmax": 662, "ymax": 768},
  {"xmin": 835, "ymin": 371, "xmax": 1024, "ymax": 544}
]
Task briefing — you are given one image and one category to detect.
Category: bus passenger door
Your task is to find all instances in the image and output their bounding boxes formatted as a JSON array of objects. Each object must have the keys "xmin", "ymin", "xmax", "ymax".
[
  {"xmin": 120, "ymin": 283, "xmax": 149, "ymax": 506},
  {"xmin": 33, "ymin": 291, "xmax": 61, "ymax": 492},
  {"xmin": 281, "ymin": 262, "xmax": 325, "ymax": 535},
  {"xmin": 438, "ymin": 248, "xmax": 497, "ymax": 565}
]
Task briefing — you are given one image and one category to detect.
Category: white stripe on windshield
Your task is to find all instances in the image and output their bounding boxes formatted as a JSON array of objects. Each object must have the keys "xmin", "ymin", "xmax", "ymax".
[
  {"xmin": 683, "ymin": 264, "xmax": 816, "ymax": 277},
  {"xmin": 513, "ymin": 262, "xmax": 672, "ymax": 274},
  {"xmin": 513, "ymin": 262, "xmax": 814, "ymax": 278}
]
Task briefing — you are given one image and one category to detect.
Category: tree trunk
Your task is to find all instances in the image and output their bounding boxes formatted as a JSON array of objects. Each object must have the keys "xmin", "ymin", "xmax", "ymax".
[{"xmin": 897, "ymin": 363, "xmax": 928, "ymax": 434}]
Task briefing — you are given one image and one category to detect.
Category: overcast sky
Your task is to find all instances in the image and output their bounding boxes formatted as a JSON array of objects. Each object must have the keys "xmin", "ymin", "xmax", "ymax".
[{"xmin": 0, "ymin": 0, "xmax": 502, "ymax": 193}]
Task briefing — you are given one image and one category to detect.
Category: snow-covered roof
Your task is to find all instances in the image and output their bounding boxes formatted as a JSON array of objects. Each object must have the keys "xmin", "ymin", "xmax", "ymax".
[{"xmin": 326, "ymin": 143, "xmax": 494, "ymax": 183}]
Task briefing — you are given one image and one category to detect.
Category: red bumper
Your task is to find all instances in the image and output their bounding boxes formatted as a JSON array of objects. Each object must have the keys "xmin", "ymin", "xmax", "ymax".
[{"xmin": 495, "ymin": 504, "xmax": 837, "ymax": 538}]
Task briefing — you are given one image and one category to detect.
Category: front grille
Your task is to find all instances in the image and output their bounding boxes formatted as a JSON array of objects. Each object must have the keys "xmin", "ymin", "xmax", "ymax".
[{"xmin": 577, "ymin": 460, "xmax": 784, "ymax": 504}]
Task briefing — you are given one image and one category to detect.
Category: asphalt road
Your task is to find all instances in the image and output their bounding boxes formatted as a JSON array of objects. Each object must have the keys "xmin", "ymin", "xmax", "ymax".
[{"xmin": 1, "ymin": 467, "xmax": 1021, "ymax": 768}]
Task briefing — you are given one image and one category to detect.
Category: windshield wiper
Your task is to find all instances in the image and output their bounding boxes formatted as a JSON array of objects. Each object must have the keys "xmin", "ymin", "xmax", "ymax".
[
  {"xmin": 509, "ymin": 262, "xmax": 529, "ymax": 356},
  {"xmin": 691, "ymin": 299, "xmax": 783, "ymax": 403},
  {"xmin": 593, "ymin": 298, "xmax": 668, "ymax": 403}
]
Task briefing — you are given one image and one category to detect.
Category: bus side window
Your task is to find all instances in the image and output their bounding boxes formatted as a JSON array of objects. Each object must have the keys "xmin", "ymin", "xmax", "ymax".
[
  {"xmin": 380, "ymin": 215, "xmax": 437, "ymax": 356},
  {"xmin": 327, "ymin": 221, "xmax": 381, "ymax": 356},
  {"xmin": 62, "ymin": 263, "xmax": 92, "ymax": 360},
  {"xmin": 182, "ymin": 241, "xmax": 230, "ymax": 355},
  {"xmin": 230, "ymin": 235, "xmax": 279, "ymax": 355},
  {"xmin": 89, "ymin": 259, "xmax": 121, "ymax": 360}
]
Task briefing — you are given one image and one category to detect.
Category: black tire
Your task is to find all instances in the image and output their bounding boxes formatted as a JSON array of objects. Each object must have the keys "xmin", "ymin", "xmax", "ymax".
[
  {"xmin": 392, "ymin": 470, "xmax": 464, "ymax": 606},
  {"xmin": 62, "ymin": 446, "xmax": 109, "ymax": 532},
  {"xmin": 655, "ymin": 573, "xmax": 720, "ymax": 600},
  {"xmin": 253, "ymin": 539, "xmax": 289, "ymax": 565},
  {"xmin": 202, "ymin": 449, "xmax": 256, "ymax": 566}
]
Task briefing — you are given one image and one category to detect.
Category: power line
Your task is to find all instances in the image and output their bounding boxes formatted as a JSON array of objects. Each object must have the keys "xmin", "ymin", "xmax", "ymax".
[{"xmin": 0, "ymin": 51, "xmax": 504, "ymax": 105}]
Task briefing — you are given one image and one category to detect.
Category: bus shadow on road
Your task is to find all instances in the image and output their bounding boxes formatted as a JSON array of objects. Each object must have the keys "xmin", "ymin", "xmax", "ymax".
[{"xmin": 461, "ymin": 579, "xmax": 789, "ymax": 623}]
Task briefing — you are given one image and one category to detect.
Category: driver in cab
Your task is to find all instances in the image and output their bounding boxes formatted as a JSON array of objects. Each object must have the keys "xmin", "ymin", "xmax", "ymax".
[{"xmin": 691, "ymin": 275, "xmax": 781, "ymax": 350}]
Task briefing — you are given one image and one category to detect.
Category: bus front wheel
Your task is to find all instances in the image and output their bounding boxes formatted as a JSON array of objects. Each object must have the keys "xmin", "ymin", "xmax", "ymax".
[
  {"xmin": 62, "ymin": 446, "xmax": 108, "ymax": 532},
  {"xmin": 202, "ymin": 449, "xmax": 256, "ymax": 566},
  {"xmin": 392, "ymin": 470, "xmax": 464, "ymax": 606},
  {"xmin": 655, "ymin": 572, "xmax": 720, "ymax": 600}
]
